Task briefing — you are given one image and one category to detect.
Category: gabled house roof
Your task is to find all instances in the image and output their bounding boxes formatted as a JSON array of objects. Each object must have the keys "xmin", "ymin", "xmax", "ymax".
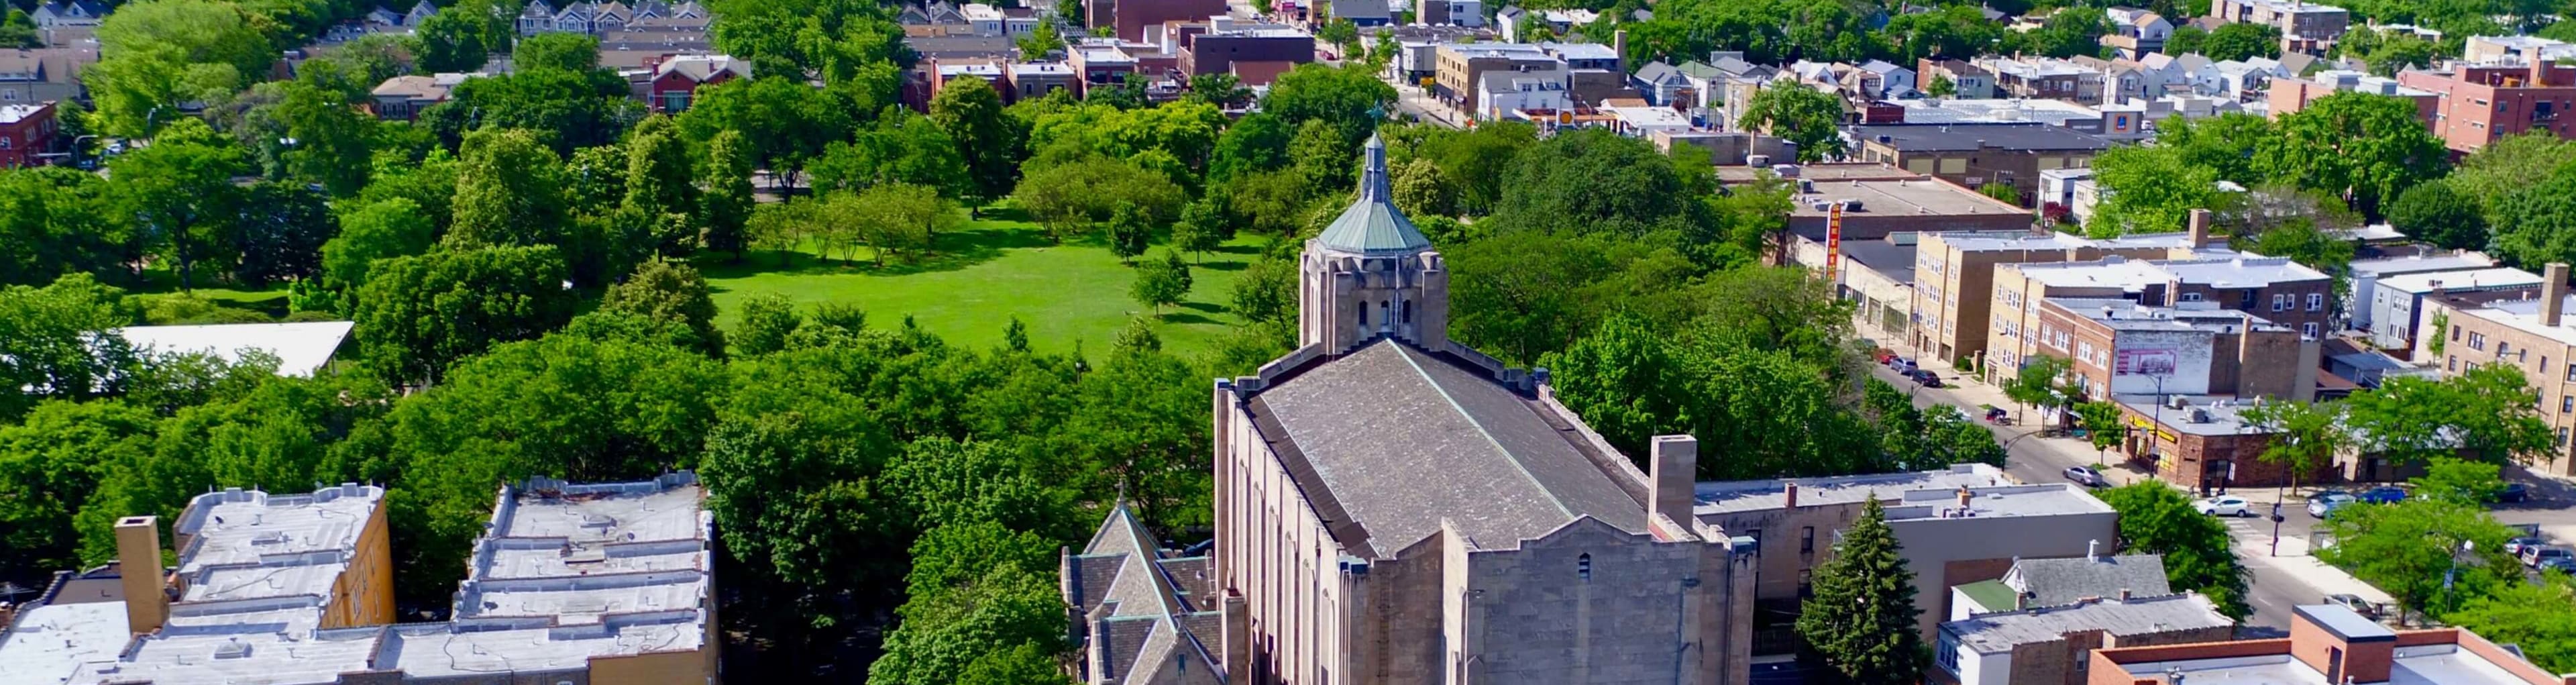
[
  {"xmin": 1633, "ymin": 60, "xmax": 1683, "ymax": 85},
  {"xmin": 1064, "ymin": 505, "xmax": 1227, "ymax": 685},
  {"xmin": 2002, "ymin": 554, "xmax": 2174, "ymax": 608}
]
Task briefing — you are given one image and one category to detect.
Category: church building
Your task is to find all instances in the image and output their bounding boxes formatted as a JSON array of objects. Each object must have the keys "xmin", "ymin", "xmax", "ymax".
[{"xmin": 1062, "ymin": 136, "xmax": 1760, "ymax": 685}]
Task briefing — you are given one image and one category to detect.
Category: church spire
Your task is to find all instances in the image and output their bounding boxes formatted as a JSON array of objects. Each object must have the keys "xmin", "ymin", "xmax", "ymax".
[{"xmin": 1314, "ymin": 134, "xmax": 1431, "ymax": 255}]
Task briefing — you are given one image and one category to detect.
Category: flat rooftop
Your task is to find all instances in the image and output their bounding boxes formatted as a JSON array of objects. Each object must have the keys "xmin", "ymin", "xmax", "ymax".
[
  {"xmin": 0, "ymin": 602, "xmax": 131, "ymax": 685},
  {"xmin": 1852, "ymin": 123, "xmax": 2113, "ymax": 152},
  {"xmin": 2352, "ymin": 250, "xmax": 2496, "ymax": 276},
  {"xmin": 1894, "ymin": 98, "xmax": 2102, "ymax": 127},
  {"xmin": 2112, "ymin": 394, "xmax": 2272, "ymax": 437},
  {"xmin": 169, "ymin": 484, "xmax": 384, "ymax": 631},
  {"xmin": 1943, "ymin": 594, "xmax": 2231, "ymax": 654},
  {"xmin": 2157, "ymin": 256, "xmax": 2327, "ymax": 288},
  {"xmin": 2455, "ymin": 296, "xmax": 2576, "ymax": 347},
  {"xmin": 2047, "ymin": 297, "xmax": 2282, "ymax": 333},
  {"xmin": 2113, "ymin": 645, "xmax": 2540, "ymax": 685},
  {"xmin": 2008, "ymin": 256, "xmax": 2174, "ymax": 291},
  {"xmin": 1789, "ymin": 177, "xmax": 2032, "ymax": 219},
  {"xmin": 68, "ymin": 630, "xmax": 384, "ymax": 685},
  {"xmin": 1694, "ymin": 463, "xmax": 2013, "ymax": 515},
  {"xmin": 2379, "ymin": 267, "xmax": 2542, "ymax": 294},
  {"xmin": 1882, "ymin": 483, "xmax": 2116, "ymax": 519},
  {"xmin": 378, "ymin": 615, "xmax": 706, "ymax": 677},
  {"xmin": 457, "ymin": 473, "xmax": 712, "ymax": 623}
]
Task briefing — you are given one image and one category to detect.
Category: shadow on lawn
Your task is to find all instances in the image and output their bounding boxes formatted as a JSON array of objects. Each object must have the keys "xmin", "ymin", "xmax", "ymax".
[
  {"xmin": 698, "ymin": 225, "xmax": 1057, "ymax": 283},
  {"xmin": 1159, "ymin": 311, "xmax": 1224, "ymax": 325}
]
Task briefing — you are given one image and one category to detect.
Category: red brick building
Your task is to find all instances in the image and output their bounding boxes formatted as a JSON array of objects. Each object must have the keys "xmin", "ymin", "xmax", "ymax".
[
  {"xmin": 0, "ymin": 101, "xmax": 58, "ymax": 168},
  {"xmin": 646, "ymin": 54, "xmax": 749, "ymax": 113},
  {"xmin": 2399, "ymin": 60, "xmax": 2576, "ymax": 154}
]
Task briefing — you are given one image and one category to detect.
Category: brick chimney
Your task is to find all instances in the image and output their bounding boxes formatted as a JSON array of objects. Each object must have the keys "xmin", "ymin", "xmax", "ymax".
[
  {"xmin": 1956, "ymin": 486, "xmax": 1974, "ymax": 509},
  {"xmin": 2544, "ymin": 262, "xmax": 2568, "ymax": 327},
  {"xmin": 2187, "ymin": 208, "xmax": 2212, "ymax": 249},
  {"xmin": 115, "ymin": 515, "xmax": 166, "ymax": 635},
  {"xmin": 1784, "ymin": 482, "xmax": 1800, "ymax": 509},
  {"xmin": 1649, "ymin": 435, "xmax": 1699, "ymax": 527}
]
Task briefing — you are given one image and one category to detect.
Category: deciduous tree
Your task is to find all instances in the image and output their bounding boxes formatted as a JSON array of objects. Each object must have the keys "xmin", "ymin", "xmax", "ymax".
[
  {"xmin": 2099, "ymin": 482, "xmax": 2253, "ymax": 619},
  {"xmin": 1737, "ymin": 83, "xmax": 1845, "ymax": 162}
]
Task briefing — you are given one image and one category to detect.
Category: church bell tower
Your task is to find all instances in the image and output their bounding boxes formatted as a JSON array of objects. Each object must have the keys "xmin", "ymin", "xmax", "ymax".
[{"xmin": 1299, "ymin": 135, "xmax": 1448, "ymax": 355}]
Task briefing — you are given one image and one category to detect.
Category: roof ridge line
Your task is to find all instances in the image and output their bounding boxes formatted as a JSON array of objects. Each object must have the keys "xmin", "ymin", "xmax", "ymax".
[{"xmin": 1390, "ymin": 344, "xmax": 1576, "ymax": 523}]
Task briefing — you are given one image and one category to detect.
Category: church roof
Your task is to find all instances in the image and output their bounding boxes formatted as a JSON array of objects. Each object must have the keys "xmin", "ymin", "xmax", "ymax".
[
  {"xmin": 1315, "ymin": 135, "xmax": 1433, "ymax": 255},
  {"xmin": 1243, "ymin": 340, "xmax": 1647, "ymax": 556},
  {"xmin": 1065, "ymin": 505, "xmax": 1225, "ymax": 685}
]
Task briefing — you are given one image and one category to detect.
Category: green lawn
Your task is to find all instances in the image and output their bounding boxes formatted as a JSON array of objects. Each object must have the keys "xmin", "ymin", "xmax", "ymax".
[{"xmin": 699, "ymin": 211, "xmax": 1265, "ymax": 356}]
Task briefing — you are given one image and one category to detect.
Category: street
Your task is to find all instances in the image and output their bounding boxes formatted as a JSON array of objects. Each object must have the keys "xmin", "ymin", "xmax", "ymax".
[{"xmin": 1391, "ymin": 82, "xmax": 1468, "ymax": 129}]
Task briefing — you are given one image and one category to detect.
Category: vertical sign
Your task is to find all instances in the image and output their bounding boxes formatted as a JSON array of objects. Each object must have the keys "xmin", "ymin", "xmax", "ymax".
[{"xmin": 1825, "ymin": 203, "xmax": 1843, "ymax": 282}]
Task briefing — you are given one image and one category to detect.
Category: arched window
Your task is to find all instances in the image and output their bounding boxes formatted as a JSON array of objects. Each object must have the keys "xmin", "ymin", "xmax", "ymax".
[{"xmin": 1577, "ymin": 553, "xmax": 1592, "ymax": 580}]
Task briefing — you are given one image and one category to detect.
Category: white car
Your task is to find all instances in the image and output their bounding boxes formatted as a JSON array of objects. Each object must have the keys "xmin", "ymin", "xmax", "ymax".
[
  {"xmin": 2196, "ymin": 495, "xmax": 2255, "ymax": 517},
  {"xmin": 2307, "ymin": 493, "xmax": 2357, "ymax": 518},
  {"xmin": 2063, "ymin": 466, "xmax": 2108, "ymax": 487}
]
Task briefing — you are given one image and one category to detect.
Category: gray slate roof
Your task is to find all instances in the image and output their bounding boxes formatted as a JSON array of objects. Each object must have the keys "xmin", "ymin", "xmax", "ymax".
[
  {"xmin": 1944, "ymin": 594, "xmax": 2232, "ymax": 654},
  {"xmin": 1316, "ymin": 135, "xmax": 1432, "ymax": 254},
  {"xmin": 1246, "ymin": 340, "xmax": 1647, "ymax": 555},
  {"xmin": 2005, "ymin": 554, "xmax": 2172, "ymax": 608},
  {"xmin": 1065, "ymin": 505, "xmax": 1224, "ymax": 685}
]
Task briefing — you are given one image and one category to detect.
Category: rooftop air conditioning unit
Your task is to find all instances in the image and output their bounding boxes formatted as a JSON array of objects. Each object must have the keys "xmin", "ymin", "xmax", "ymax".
[
  {"xmin": 2167, "ymin": 395, "xmax": 2190, "ymax": 410},
  {"xmin": 2187, "ymin": 408, "xmax": 2210, "ymax": 423}
]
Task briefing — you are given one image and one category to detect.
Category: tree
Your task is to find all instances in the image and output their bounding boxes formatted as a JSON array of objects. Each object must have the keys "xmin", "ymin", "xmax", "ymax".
[
  {"xmin": 1208, "ymin": 111, "xmax": 1295, "ymax": 184},
  {"xmin": 0, "ymin": 166, "xmax": 121, "ymax": 287},
  {"xmin": 435, "ymin": 66, "xmax": 647, "ymax": 154},
  {"xmin": 1016, "ymin": 20, "xmax": 1063, "ymax": 58},
  {"xmin": 2087, "ymin": 144, "xmax": 2224, "ymax": 236},
  {"xmin": 1925, "ymin": 72, "xmax": 1955, "ymax": 97},
  {"xmin": 2002, "ymin": 354, "xmax": 2070, "ymax": 422},
  {"xmin": 930, "ymin": 76, "xmax": 1018, "ymax": 201},
  {"xmin": 2387, "ymin": 180, "xmax": 2488, "ymax": 251},
  {"xmin": 678, "ymin": 76, "xmax": 860, "ymax": 190},
  {"xmin": 1130, "ymin": 250, "xmax": 1193, "ymax": 312},
  {"xmin": 515, "ymin": 32, "xmax": 602, "ymax": 72},
  {"xmin": 2491, "ymin": 164, "xmax": 2576, "ymax": 268},
  {"xmin": 846, "ymin": 183, "xmax": 955, "ymax": 264},
  {"xmin": 2018, "ymin": 7, "xmax": 2112, "ymax": 58},
  {"xmin": 731, "ymin": 293, "xmax": 803, "ymax": 356},
  {"xmin": 2343, "ymin": 366, "xmax": 2555, "ymax": 466},
  {"xmin": 319, "ymin": 198, "xmax": 435, "ymax": 295},
  {"xmin": 2259, "ymin": 92, "xmax": 2451, "ymax": 217},
  {"xmin": 351, "ymin": 246, "xmax": 579, "ymax": 384},
  {"xmin": 1171, "ymin": 199, "xmax": 1225, "ymax": 260},
  {"xmin": 0, "ymin": 399, "xmax": 157, "ymax": 574},
  {"xmin": 2237, "ymin": 401, "xmax": 2346, "ymax": 496},
  {"xmin": 601, "ymin": 259, "xmax": 725, "ymax": 356},
  {"xmin": 2098, "ymin": 482, "xmax": 2253, "ymax": 619},
  {"xmin": 1978, "ymin": 180, "xmax": 2022, "ymax": 205},
  {"xmin": 1391, "ymin": 156, "xmax": 1458, "ymax": 217},
  {"xmin": 2318, "ymin": 499, "xmax": 2523, "ymax": 622},
  {"xmin": 229, "ymin": 181, "xmax": 335, "ymax": 287},
  {"xmin": 2412, "ymin": 457, "xmax": 2507, "ymax": 505},
  {"xmin": 1317, "ymin": 17, "xmax": 1360, "ymax": 55},
  {"xmin": 700, "ymin": 129, "xmax": 757, "ymax": 259},
  {"xmin": 1796, "ymin": 498, "xmax": 1926, "ymax": 685},
  {"xmin": 445, "ymin": 128, "xmax": 570, "ymax": 251},
  {"xmin": 109, "ymin": 119, "xmax": 249, "ymax": 291},
  {"xmin": 266, "ymin": 78, "xmax": 380, "ymax": 197},
  {"xmin": 808, "ymin": 115, "xmax": 970, "ymax": 198},
  {"xmin": 2165, "ymin": 25, "xmax": 2208, "ymax": 54},
  {"xmin": 2445, "ymin": 576, "xmax": 2576, "ymax": 673},
  {"xmin": 623, "ymin": 117, "xmax": 700, "ymax": 245},
  {"xmin": 0, "ymin": 274, "xmax": 140, "ymax": 421},
  {"xmin": 1106, "ymin": 202, "xmax": 1150, "ymax": 262},
  {"xmin": 2075, "ymin": 401, "xmax": 2127, "ymax": 464},
  {"xmin": 1114, "ymin": 315, "xmax": 1163, "ymax": 353},
  {"xmin": 416, "ymin": 0, "xmax": 510, "ymax": 72},
  {"xmin": 1183, "ymin": 72, "xmax": 1251, "ymax": 109},
  {"xmin": 0, "ymin": 9, "xmax": 40, "ymax": 48},
  {"xmin": 1011, "ymin": 155, "xmax": 1183, "ymax": 243},
  {"xmin": 88, "ymin": 0, "xmax": 275, "ymax": 138},
  {"xmin": 1737, "ymin": 83, "xmax": 1845, "ymax": 162},
  {"xmin": 2201, "ymin": 22, "xmax": 2284, "ymax": 61},
  {"xmin": 1489, "ymin": 129, "xmax": 1697, "ymax": 236},
  {"xmin": 2452, "ymin": 133, "xmax": 2573, "ymax": 221},
  {"xmin": 1262, "ymin": 63, "xmax": 1395, "ymax": 148}
]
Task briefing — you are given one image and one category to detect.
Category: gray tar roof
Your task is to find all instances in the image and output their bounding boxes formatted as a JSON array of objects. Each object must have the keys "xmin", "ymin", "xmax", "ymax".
[
  {"xmin": 1851, "ymin": 123, "xmax": 2114, "ymax": 152},
  {"xmin": 1244, "ymin": 339, "xmax": 1648, "ymax": 555},
  {"xmin": 1943, "ymin": 593, "xmax": 2231, "ymax": 654},
  {"xmin": 1694, "ymin": 463, "xmax": 2012, "ymax": 515},
  {"xmin": 1316, "ymin": 136, "xmax": 1434, "ymax": 255},
  {"xmin": 2005, "ymin": 554, "xmax": 2173, "ymax": 607}
]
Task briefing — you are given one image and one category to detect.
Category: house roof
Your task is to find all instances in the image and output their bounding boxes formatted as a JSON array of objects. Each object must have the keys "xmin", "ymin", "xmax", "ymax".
[
  {"xmin": 115, "ymin": 321, "xmax": 355, "ymax": 377},
  {"xmin": 1244, "ymin": 339, "xmax": 1648, "ymax": 555},
  {"xmin": 1634, "ymin": 60, "xmax": 1680, "ymax": 84},
  {"xmin": 1065, "ymin": 505, "xmax": 1226, "ymax": 685},
  {"xmin": 1330, "ymin": 0, "xmax": 1391, "ymax": 19},
  {"xmin": 370, "ymin": 74, "xmax": 449, "ymax": 99},
  {"xmin": 1317, "ymin": 136, "xmax": 1432, "ymax": 254},
  {"xmin": 2006, "ymin": 554, "xmax": 2174, "ymax": 607},
  {"xmin": 1943, "ymin": 594, "xmax": 2232, "ymax": 655},
  {"xmin": 655, "ymin": 54, "xmax": 749, "ymax": 82}
]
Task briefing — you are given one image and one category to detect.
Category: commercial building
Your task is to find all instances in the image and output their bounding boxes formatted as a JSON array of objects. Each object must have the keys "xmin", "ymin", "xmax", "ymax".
[
  {"xmin": 2367, "ymin": 266, "xmax": 2540, "ymax": 351},
  {"xmin": 2348, "ymin": 250, "xmax": 2500, "ymax": 333},
  {"xmin": 2007, "ymin": 298, "xmax": 2318, "ymax": 403},
  {"xmin": 0, "ymin": 101, "xmax": 58, "ymax": 168},
  {"xmin": 1178, "ymin": 26, "xmax": 1315, "ymax": 77},
  {"xmin": 2113, "ymin": 394, "xmax": 2341, "ymax": 489},
  {"xmin": 1935, "ymin": 593, "xmax": 2234, "ymax": 685},
  {"xmin": 1909, "ymin": 219, "xmax": 2233, "ymax": 367},
  {"xmin": 2267, "ymin": 68, "xmax": 2439, "ymax": 123},
  {"xmin": 2209, "ymin": 0, "xmax": 2350, "ymax": 52},
  {"xmin": 1849, "ymin": 123, "xmax": 2113, "ymax": 201},
  {"xmin": 1995, "ymin": 253, "xmax": 2335, "ymax": 349},
  {"xmin": 0, "ymin": 474, "xmax": 720, "ymax": 685},
  {"xmin": 2398, "ymin": 60, "xmax": 2576, "ymax": 153},
  {"xmin": 1085, "ymin": 0, "xmax": 1226, "ymax": 41},
  {"xmin": 1695, "ymin": 464, "xmax": 2120, "ymax": 645},
  {"xmin": 1432, "ymin": 42, "xmax": 1560, "ymax": 113},
  {"xmin": 1169, "ymin": 136, "xmax": 1761, "ymax": 685},
  {"xmin": 2086, "ymin": 603, "xmax": 2576, "ymax": 685},
  {"xmin": 2414, "ymin": 264, "xmax": 2576, "ymax": 475}
]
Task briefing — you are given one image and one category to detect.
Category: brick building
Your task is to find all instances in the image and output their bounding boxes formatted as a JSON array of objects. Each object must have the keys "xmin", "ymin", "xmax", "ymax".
[
  {"xmin": 1909, "ymin": 218, "xmax": 2233, "ymax": 368},
  {"xmin": 2208, "ymin": 0, "xmax": 2350, "ymax": 53},
  {"xmin": 1993, "ymin": 253, "xmax": 2334, "ymax": 367},
  {"xmin": 2413, "ymin": 264, "xmax": 2576, "ymax": 476},
  {"xmin": 0, "ymin": 101, "xmax": 58, "ymax": 168},
  {"xmin": 1178, "ymin": 27, "xmax": 1314, "ymax": 76},
  {"xmin": 1935, "ymin": 592, "xmax": 2236, "ymax": 685},
  {"xmin": 2113, "ymin": 394, "xmax": 2340, "ymax": 490},
  {"xmin": 2398, "ymin": 60, "xmax": 2576, "ymax": 154},
  {"xmin": 1849, "ymin": 123, "xmax": 2113, "ymax": 201},
  {"xmin": 2086, "ymin": 603, "xmax": 2576, "ymax": 685},
  {"xmin": 1087, "ymin": 0, "xmax": 1228, "ymax": 41},
  {"xmin": 647, "ymin": 53, "xmax": 749, "ymax": 112},
  {"xmin": 2015, "ymin": 298, "xmax": 2318, "ymax": 402}
]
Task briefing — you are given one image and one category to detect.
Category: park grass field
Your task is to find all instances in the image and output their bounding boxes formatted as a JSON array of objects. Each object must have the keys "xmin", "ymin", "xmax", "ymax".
[{"xmin": 698, "ymin": 211, "xmax": 1266, "ymax": 356}]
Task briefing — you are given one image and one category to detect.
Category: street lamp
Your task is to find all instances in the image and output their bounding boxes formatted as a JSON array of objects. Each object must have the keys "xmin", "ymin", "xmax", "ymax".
[{"xmin": 2444, "ymin": 539, "xmax": 2477, "ymax": 619}]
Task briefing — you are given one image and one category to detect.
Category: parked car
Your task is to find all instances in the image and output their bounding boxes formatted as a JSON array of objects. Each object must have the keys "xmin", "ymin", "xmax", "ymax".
[
  {"xmin": 1873, "ymin": 348, "xmax": 1897, "ymax": 364},
  {"xmin": 2196, "ymin": 495, "xmax": 2254, "ymax": 517},
  {"xmin": 2307, "ymin": 492, "xmax": 2357, "ymax": 518},
  {"xmin": 2322, "ymin": 593, "xmax": 2381, "ymax": 619},
  {"xmin": 2522, "ymin": 545, "xmax": 2574, "ymax": 568},
  {"xmin": 1910, "ymin": 369, "xmax": 1942, "ymax": 387},
  {"xmin": 2507, "ymin": 537, "xmax": 2548, "ymax": 556},
  {"xmin": 1886, "ymin": 356, "xmax": 1915, "ymax": 370},
  {"xmin": 2064, "ymin": 466, "xmax": 2108, "ymax": 487},
  {"xmin": 2540, "ymin": 557, "xmax": 2576, "ymax": 576},
  {"xmin": 2501, "ymin": 482, "xmax": 2531, "ymax": 504},
  {"xmin": 2357, "ymin": 486, "xmax": 2408, "ymax": 504}
]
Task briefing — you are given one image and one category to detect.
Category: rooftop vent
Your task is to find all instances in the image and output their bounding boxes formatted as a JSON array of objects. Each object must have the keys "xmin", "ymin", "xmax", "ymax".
[{"xmin": 213, "ymin": 639, "xmax": 252, "ymax": 660}]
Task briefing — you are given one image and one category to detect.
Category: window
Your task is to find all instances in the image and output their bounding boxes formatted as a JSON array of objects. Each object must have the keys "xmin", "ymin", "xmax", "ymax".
[
  {"xmin": 2454, "ymin": 325, "xmax": 2463, "ymax": 341},
  {"xmin": 1358, "ymin": 302, "xmax": 1368, "ymax": 326},
  {"xmin": 1576, "ymin": 553, "xmax": 1591, "ymax": 580},
  {"xmin": 2562, "ymin": 427, "xmax": 2570, "ymax": 446},
  {"xmin": 1801, "ymin": 527, "xmax": 1815, "ymax": 554},
  {"xmin": 2500, "ymin": 341, "xmax": 2512, "ymax": 358},
  {"xmin": 2449, "ymin": 356, "xmax": 2458, "ymax": 371},
  {"xmin": 2302, "ymin": 322, "xmax": 2318, "ymax": 337},
  {"xmin": 2559, "ymin": 396, "xmax": 2569, "ymax": 413},
  {"xmin": 2308, "ymin": 293, "xmax": 2324, "ymax": 311},
  {"xmin": 2181, "ymin": 292, "xmax": 2203, "ymax": 302},
  {"xmin": 2471, "ymin": 332, "xmax": 2487, "ymax": 351},
  {"xmin": 2273, "ymin": 294, "xmax": 2290, "ymax": 311}
]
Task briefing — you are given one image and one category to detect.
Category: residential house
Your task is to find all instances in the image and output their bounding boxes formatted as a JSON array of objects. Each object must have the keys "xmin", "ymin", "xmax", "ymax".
[
  {"xmin": 649, "ymin": 54, "xmax": 748, "ymax": 112},
  {"xmin": 959, "ymin": 3, "xmax": 1040, "ymax": 37},
  {"xmin": 0, "ymin": 48, "xmax": 97, "ymax": 106},
  {"xmin": 1004, "ymin": 61, "xmax": 1076, "ymax": 101},
  {"xmin": 1698, "ymin": 54, "xmax": 1779, "ymax": 127},
  {"xmin": 2088, "ymin": 604, "xmax": 2576, "ymax": 685},
  {"xmin": 28, "ymin": 0, "xmax": 106, "ymax": 28},
  {"xmin": 368, "ymin": 74, "xmax": 455, "ymax": 119},
  {"xmin": 1633, "ymin": 60, "xmax": 1690, "ymax": 105},
  {"xmin": 1949, "ymin": 551, "xmax": 2174, "ymax": 619},
  {"xmin": 404, "ymin": 0, "xmax": 438, "ymax": 25},
  {"xmin": 1981, "ymin": 56, "xmax": 2105, "ymax": 104},
  {"xmin": 1935, "ymin": 593, "xmax": 2234, "ymax": 685},
  {"xmin": 1496, "ymin": 6, "xmax": 1593, "ymax": 42},
  {"xmin": 1919, "ymin": 58, "xmax": 1996, "ymax": 98},
  {"xmin": 1860, "ymin": 59, "xmax": 1916, "ymax": 99},
  {"xmin": 2210, "ymin": 0, "xmax": 2350, "ymax": 52},
  {"xmin": 1068, "ymin": 44, "xmax": 1138, "ymax": 93},
  {"xmin": 0, "ymin": 101, "xmax": 56, "ymax": 168},
  {"xmin": 2072, "ymin": 56, "xmax": 2151, "ymax": 102},
  {"xmin": 2347, "ymin": 250, "xmax": 2500, "ymax": 331},
  {"xmin": 364, "ymin": 5, "xmax": 405, "ymax": 26},
  {"xmin": 1849, "ymin": 123, "xmax": 2113, "ymax": 199},
  {"xmin": 2399, "ymin": 59, "xmax": 2576, "ymax": 154},
  {"xmin": 1415, "ymin": 0, "xmax": 1485, "ymax": 26},
  {"xmin": 2137, "ymin": 52, "xmax": 2211, "ymax": 96},
  {"xmin": 2196, "ymin": 56, "xmax": 2288, "ymax": 101},
  {"xmin": 1475, "ymin": 64, "xmax": 1570, "ymax": 120},
  {"xmin": 2463, "ymin": 34, "xmax": 2576, "ymax": 64},
  {"xmin": 1329, "ymin": 0, "xmax": 1392, "ymax": 26},
  {"xmin": 900, "ymin": 1, "xmax": 969, "ymax": 25},
  {"xmin": 1541, "ymin": 41, "xmax": 1632, "ymax": 104},
  {"xmin": 2101, "ymin": 7, "xmax": 2172, "ymax": 58}
]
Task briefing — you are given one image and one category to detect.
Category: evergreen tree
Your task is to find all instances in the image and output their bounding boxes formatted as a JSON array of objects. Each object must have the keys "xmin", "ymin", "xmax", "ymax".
[{"xmin": 1795, "ymin": 498, "xmax": 1927, "ymax": 685}]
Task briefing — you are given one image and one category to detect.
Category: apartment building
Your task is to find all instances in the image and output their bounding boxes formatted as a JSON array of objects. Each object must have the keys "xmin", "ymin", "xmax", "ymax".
[
  {"xmin": 2016, "ymin": 297, "xmax": 2316, "ymax": 405},
  {"xmin": 1849, "ymin": 123, "xmax": 2113, "ymax": 201},
  {"xmin": 1086, "ymin": 0, "xmax": 1226, "ymax": 41},
  {"xmin": 2367, "ymin": 266, "xmax": 2540, "ymax": 350},
  {"xmin": 2347, "ymin": 250, "xmax": 2498, "ymax": 331},
  {"xmin": 2398, "ymin": 60, "xmax": 2576, "ymax": 154},
  {"xmin": 1433, "ymin": 42, "xmax": 1560, "ymax": 112},
  {"xmin": 2267, "ymin": 68, "xmax": 2439, "ymax": 121},
  {"xmin": 1992, "ymin": 251, "xmax": 2332, "ymax": 364},
  {"xmin": 1980, "ymin": 57, "xmax": 2105, "ymax": 104},
  {"xmin": 2463, "ymin": 34, "xmax": 2576, "ymax": 64},
  {"xmin": 1695, "ymin": 464, "xmax": 2119, "ymax": 645},
  {"xmin": 2416, "ymin": 264, "xmax": 2576, "ymax": 475},
  {"xmin": 0, "ymin": 101, "xmax": 58, "ymax": 168},
  {"xmin": 2209, "ymin": 0, "xmax": 2350, "ymax": 52},
  {"xmin": 2088, "ymin": 603, "xmax": 2576, "ymax": 685},
  {"xmin": 1177, "ymin": 26, "xmax": 1315, "ymax": 76},
  {"xmin": 1909, "ymin": 219, "xmax": 2231, "ymax": 366},
  {"xmin": 1917, "ymin": 58, "xmax": 1996, "ymax": 99}
]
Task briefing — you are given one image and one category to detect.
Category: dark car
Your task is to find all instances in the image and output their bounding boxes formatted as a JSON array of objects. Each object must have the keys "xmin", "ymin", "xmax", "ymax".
[
  {"xmin": 2502, "ymin": 482, "xmax": 2531, "ymax": 503},
  {"xmin": 2542, "ymin": 557, "xmax": 2576, "ymax": 576},
  {"xmin": 1910, "ymin": 369, "xmax": 1942, "ymax": 387},
  {"xmin": 2357, "ymin": 486, "xmax": 2408, "ymax": 504}
]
